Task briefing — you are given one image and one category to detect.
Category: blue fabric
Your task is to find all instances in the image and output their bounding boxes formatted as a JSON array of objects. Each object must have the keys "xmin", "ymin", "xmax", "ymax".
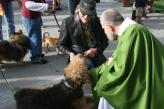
[
  {"xmin": 22, "ymin": 16, "xmax": 43, "ymax": 61},
  {"xmin": 0, "ymin": 1, "xmax": 15, "ymax": 40}
]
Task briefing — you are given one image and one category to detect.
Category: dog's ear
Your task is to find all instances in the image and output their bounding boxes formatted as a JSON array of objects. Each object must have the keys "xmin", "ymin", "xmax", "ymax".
[
  {"xmin": 43, "ymin": 32, "xmax": 50, "ymax": 37},
  {"xmin": 76, "ymin": 53, "xmax": 83, "ymax": 57},
  {"xmin": 12, "ymin": 30, "xmax": 23, "ymax": 35},
  {"xmin": 17, "ymin": 30, "xmax": 23, "ymax": 34},
  {"xmin": 12, "ymin": 32, "xmax": 16, "ymax": 35}
]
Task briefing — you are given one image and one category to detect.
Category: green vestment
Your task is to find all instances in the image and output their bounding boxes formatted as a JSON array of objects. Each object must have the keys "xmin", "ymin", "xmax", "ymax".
[{"xmin": 90, "ymin": 24, "xmax": 164, "ymax": 109}]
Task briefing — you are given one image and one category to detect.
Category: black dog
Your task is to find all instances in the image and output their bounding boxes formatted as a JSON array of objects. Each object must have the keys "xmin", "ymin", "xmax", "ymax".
[
  {"xmin": 0, "ymin": 30, "xmax": 30, "ymax": 63},
  {"xmin": 14, "ymin": 79, "xmax": 86, "ymax": 109}
]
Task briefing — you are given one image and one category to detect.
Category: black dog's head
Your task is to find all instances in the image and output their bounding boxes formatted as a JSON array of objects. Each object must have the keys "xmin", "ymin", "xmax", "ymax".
[{"xmin": 10, "ymin": 30, "xmax": 31, "ymax": 49}]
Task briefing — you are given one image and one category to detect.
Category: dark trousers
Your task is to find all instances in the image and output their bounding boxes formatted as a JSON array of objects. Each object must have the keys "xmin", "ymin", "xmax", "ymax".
[{"xmin": 68, "ymin": 0, "xmax": 80, "ymax": 15}]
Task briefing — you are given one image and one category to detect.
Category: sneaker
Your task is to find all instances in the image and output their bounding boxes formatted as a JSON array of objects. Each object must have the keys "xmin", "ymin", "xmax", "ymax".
[
  {"xmin": 41, "ymin": 25, "xmax": 47, "ymax": 28},
  {"xmin": 31, "ymin": 59, "xmax": 48, "ymax": 64},
  {"xmin": 143, "ymin": 15, "xmax": 149, "ymax": 18},
  {"xmin": 41, "ymin": 54, "xmax": 45, "ymax": 57}
]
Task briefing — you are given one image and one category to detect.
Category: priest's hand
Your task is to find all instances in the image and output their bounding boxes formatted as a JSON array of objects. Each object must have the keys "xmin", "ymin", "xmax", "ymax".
[{"xmin": 108, "ymin": 57, "xmax": 113, "ymax": 65}]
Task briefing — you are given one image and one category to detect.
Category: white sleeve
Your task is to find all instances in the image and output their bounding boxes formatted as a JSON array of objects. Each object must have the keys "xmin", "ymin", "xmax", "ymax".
[
  {"xmin": 25, "ymin": 1, "xmax": 48, "ymax": 12},
  {"xmin": 98, "ymin": 97, "xmax": 115, "ymax": 109}
]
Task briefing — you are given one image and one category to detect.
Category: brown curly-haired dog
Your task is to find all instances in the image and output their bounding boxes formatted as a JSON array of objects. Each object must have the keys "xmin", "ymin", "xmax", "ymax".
[
  {"xmin": 64, "ymin": 54, "xmax": 95, "ymax": 109},
  {"xmin": 64, "ymin": 54, "xmax": 91, "ymax": 85},
  {"xmin": 14, "ymin": 54, "xmax": 95, "ymax": 109}
]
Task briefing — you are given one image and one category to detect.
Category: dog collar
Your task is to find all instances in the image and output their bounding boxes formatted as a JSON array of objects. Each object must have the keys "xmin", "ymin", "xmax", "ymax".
[{"xmin": 64, "ymin": 80, "xmax": 72, "ymax": 88}]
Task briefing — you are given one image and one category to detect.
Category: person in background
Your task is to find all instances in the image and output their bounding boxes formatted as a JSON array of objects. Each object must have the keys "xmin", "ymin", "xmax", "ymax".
[
  {"xmin": 133, "ymin": 0, "xmax": 148, "ymax": 23},
  {"xmin": 0, "ymin": 0, "xmax": 21, "ymax": 40},
  {"xmin": 67, "ymin": 0, "xmax": 80, "ymax": 15},
  {"xmin": 144, "ymin": 0, "xmax": 152, "ymax": 15},
  {"xmin": 22, "ymin": 0, "xmax": 52, "ymax": 64},
  {"xmin": 60, "ymin": 0, "xmax": 108, "ymax": 69},
  {"xmin": 67, "ymin": 0, "xmax": 100, "ymax": 16},
  {"xmin": 88, "ymin": 8, "xmax": 164, "ymax": 109}
]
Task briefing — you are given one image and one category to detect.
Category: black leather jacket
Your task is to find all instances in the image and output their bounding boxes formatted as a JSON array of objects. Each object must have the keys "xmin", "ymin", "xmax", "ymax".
[{"xmin": 59, "ymin": 15, "xmax": 109, "ymax": 67}]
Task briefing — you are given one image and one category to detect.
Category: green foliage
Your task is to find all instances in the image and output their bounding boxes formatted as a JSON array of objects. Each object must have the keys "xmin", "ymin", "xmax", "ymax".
[{"xmin": 153, "ymin": 0, "xmax": 164, "ymax": 13}]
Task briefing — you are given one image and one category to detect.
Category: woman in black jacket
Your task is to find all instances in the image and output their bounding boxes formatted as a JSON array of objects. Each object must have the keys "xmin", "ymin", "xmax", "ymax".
[{"xmin": 59, "ymin": 0, "xmax": 108, "ymax": 69}]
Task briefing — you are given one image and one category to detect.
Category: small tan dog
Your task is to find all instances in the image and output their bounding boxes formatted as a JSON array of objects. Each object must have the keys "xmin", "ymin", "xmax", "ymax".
[{"xmin": 42, "ymin": 32, "xmax": 60, "ymax": 54}]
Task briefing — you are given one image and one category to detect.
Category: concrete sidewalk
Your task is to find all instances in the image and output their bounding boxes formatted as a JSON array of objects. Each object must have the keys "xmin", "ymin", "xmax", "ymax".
[{"xmin": 0, "ymin": 0, "xmax": 164, "ymax": 109}]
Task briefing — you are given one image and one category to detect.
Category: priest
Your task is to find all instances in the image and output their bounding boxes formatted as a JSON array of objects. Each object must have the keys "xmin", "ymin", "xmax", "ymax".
[{"xmin": 90, "ymin": 9, "xmax": 164, "ymax": 109}]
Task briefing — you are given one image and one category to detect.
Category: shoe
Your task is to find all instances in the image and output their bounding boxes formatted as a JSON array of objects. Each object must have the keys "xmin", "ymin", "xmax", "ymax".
[
  {"xmin": 41, "ymin": 25, "xmax": 47, "ymax": 28},
  {"xmin": 41, "ymin": 54, "xmax": 45, "ymax": 57},
  {"xmin": 31, "ymin": 59, "xmax": 48, "ymax": 64},
  {"xmin": 143, "ymin": 16, "xmax": 149, "ymax": 18}
]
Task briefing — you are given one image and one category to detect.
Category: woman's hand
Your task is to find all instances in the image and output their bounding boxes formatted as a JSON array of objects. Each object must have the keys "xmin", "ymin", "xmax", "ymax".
[
  {"xmin": 69, "ymin": 52, "xmax": 75, "ymax": 62},
  {"xmin": 83, "ymin": 48, "xmax": 97, "ymax": 58}
]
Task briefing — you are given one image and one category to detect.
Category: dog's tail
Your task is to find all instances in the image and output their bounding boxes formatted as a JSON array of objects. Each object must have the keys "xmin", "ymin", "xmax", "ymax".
[{"xmin": 42, "ymin": 32, "xmax": 50, "ymax": 42}]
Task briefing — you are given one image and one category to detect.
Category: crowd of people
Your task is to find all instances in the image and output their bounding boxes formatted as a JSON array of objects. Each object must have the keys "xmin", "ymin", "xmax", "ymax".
[{"xmin": 0, "ymin": 0, "xmax": 164, "ymax": 109}]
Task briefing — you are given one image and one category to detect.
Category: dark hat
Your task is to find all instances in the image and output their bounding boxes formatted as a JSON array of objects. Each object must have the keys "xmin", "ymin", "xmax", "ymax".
[{"xmin": 79, "ymin": 0, "xmax": 96, "ymax": 15}]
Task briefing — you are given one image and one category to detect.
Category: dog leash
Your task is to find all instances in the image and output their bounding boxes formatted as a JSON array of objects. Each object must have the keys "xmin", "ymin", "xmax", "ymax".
[
  {"xmin": 52, "ymin": 11, "xmax": 61, "ymax": 32},
  {"xmin": 42, "ymin": 0, "xmax": 61, "ymax": 32},
  {"xmin": 0, "ymin": 64, "xmax": 16, "ymax": 94}
]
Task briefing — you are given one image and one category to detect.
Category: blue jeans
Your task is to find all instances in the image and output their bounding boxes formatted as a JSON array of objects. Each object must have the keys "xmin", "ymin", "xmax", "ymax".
[
  {"xmin": 0, "ymin": 2, "xmax": 15, "ymax": 40},
  {"xmin": 68, "ymin": 0, "xmax": 80, "ymax": 15},
  {"xmin": 22, "ymin": 16, "xmax": 43, "ymax": 61}
]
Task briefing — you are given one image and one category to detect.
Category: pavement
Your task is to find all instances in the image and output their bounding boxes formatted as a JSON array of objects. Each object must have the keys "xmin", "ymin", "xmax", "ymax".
[{"xmin": 0, "ymin": 0, "xmax": 164, "ymax": 109}]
